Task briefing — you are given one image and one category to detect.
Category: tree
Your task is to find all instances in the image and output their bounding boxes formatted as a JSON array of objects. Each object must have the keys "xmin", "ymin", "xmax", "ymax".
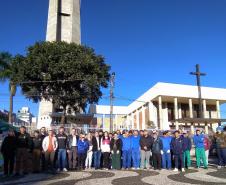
[
  {"xmin": 17, "ymin": 41, "xmax": 110, "ymax": 124},
  {"xmin": 0, "ymin": 52, "xmax": 22, "ymax": 123}
]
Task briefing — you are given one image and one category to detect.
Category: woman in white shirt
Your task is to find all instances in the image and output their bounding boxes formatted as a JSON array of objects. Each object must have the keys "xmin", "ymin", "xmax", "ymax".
[{"xmin": 101, "ymin": 131, "xmax": 111, "ymax": 170}]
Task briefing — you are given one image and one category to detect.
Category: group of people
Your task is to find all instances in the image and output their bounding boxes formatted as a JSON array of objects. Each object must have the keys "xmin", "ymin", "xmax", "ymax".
[{"xmin": 1, "ymin": 125, "xmax": 226, "ymax": 177}]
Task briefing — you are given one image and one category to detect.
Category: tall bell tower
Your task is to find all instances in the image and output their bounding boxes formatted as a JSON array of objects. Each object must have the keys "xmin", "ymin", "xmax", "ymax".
[{"xmin": 38, "ymin": 0, "xmax": 81, "ymax": 128}]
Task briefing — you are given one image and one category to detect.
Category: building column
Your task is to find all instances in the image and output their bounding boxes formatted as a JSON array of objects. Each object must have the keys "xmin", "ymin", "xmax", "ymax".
[
  {"xmin": 131, "ymin": 113, "xmax": 135, "ymax": 129},
  {"xmin": 115, "ymin": 114, "xmax": 118, "ymax": 130},
  {"xmin": 205, "ymin": 123, "xmax": 209, "ymax": 134},
  {"xmin": 102, "ymin": 114, "xmax": 105, "ymax": 130},
  {"xmin": 203, "ymin": 99, "xmax": 207, "ymax": 118},
  {"xmin": 191, "ymin": 123, "xmax": 194, "ymax": 134},
  {"xmin": 148, "ymin": 101, "xmax": 153, "ymax": 122},
  {"xmin": 142, "ymin": 106, "xmax": 146, "ymax": 130},
  {"xmin": 216, "ymin": 100, "xmax": 221, "ymax": 119},
  {"xmin": 189, "ymin": 99, "xmax": 193, "ymax": 118},
  {"xmin": 178, "ymin": 103, "xmax": 182, "ymax": 119},
  {"xmin": 158, "ymin": 96, "xmax": 163, "ymax": 130},
  {"xmin": 174, "ymin": 97, "xmax": 179, "ymax": 130},
  {"xmin": 136, "ymin": 110, "xmax": 140, "ymax": 130}
]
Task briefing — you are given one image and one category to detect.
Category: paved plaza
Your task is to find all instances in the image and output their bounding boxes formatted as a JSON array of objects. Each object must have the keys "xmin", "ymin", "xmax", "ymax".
[{"xmin": 0, "ymin": 165, "xmax": 226, "ymax": 185}]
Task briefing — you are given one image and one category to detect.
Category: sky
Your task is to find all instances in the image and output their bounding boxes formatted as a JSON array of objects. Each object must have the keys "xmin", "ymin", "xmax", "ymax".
[{"xmin": 1, "ymin": 0, "xmax": 226, "ymax": 117}]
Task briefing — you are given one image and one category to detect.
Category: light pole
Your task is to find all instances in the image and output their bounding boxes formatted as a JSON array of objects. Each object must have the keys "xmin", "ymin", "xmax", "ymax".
[{"xmin": 110, "ymin": 72, "xmax": 115, "ymax": 132}]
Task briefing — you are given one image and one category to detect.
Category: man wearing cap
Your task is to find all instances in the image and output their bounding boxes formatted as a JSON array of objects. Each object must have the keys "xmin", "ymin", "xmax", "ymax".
[{"xmin": 193, "ymin": 129, "xmax": 207, "ymax": 169}]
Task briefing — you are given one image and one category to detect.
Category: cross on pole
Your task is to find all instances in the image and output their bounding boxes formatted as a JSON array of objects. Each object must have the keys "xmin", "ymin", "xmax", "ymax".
[{"xmin": 190, "ymin": 64, "xmax": 206, "ymax": 118}]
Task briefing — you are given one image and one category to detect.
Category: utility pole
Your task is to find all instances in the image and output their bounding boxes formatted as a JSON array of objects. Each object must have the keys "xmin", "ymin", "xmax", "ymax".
[
  {"xmin": 190, "ymin": 64, "xmax": 206, "ymax": 118},
  {"xmin": 110, "ymin": 72, "xmax": 115, "ymax": 132}
]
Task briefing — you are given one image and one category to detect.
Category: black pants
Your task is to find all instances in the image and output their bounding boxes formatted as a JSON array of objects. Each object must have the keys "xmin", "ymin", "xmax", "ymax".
[
  {"xmin": 102, "ymin": 152, "xmax": 110, "ymax": 169},
  {"xmin": 174, "ymin": 153, "xmax": 184, "ymax": 169},
  {"xmin": 78, "ymin": 153, "xmax": 87, "ymax": 169},
  {"xmin": 152, "ymin": 153, "xmax": 161, "ymax": 170},
  {"xmin": 3, "ymin": 154, "xmax": 15, "ymax": 175},
  {"xmin": 68, "ymin": 147, "xmax": 77, "ymax": 169}
]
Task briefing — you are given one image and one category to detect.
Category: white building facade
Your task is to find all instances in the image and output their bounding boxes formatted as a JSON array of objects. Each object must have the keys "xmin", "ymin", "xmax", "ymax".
[{"xmin": 89, "ymin": 82, "xmax": 226, "ymax": 132}]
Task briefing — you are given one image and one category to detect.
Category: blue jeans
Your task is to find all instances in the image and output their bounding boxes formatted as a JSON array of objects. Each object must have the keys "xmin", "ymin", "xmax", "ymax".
[
  {"xmin": 58, "ymin": 149, "xmax": 67, "ymax": 169},
  {"xmin": 93, "ymin": 151, "xmax": 101, "ymax": 169},
  {"xmin": 221, "ymin": 148, "xmax": 226, "ymax": 166},
  {"xmin": 132, "ymin": 149, "xmax": 140, "ymax": 168},
  {"xmin": 161, "ymin": 151, "xmax": 171, "ymax": 169},
  {"xmin": 122, "ymin": 150, "xmax": 132, "ymax": 169}
]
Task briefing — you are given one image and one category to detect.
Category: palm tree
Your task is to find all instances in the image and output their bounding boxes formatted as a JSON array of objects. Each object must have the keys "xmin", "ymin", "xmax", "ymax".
[{"xmin": 0, "ymin": 52, "xmax": 17, "ymax": 124}]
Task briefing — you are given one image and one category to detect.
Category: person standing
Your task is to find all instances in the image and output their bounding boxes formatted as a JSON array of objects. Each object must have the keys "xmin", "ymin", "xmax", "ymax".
[
  {"xmin": 1, "ymin": 130, "xmax": 17, "ymax": 177},
  {"xmin": 40, "ymin": 127, "xmax": 47, "ymax": 171},
  {"xmin": 92, "ymin": 131, "xmax": 102, "ymax": 170},
  {"xmin": 110, "ymin": 133, "xmax": 122, "ymax": 170},
  {"xmin": 171, "ymin": 130, "xmax": 185, "ymax": 172},
  {"xmin": 56, "ymin": 127, "xmax": 68, "ymax": 172},
  {"xmin": 77, "ymin": 134, "xmax": 89, "ymax": 170},
  {"xmin": 151, "ymin": 131, "xmax": 163, "ymax": 170},
  {"xmin": 131, "ymin": 130, "xmax": 141, "ymax": 169},
  {"xmin": 160, "ymin": 131, "xmax": 172, "ymax": 170},
  {"xmin": 215, "ymin": 128, "xmax": 224, "ymax": 169},
  {"xmin": 42, "ymin": 129, "xmax": 58, "ymax": 174},
  {"xmin": 15, "ymin": 126, "xmax": 32, "ymax": 176},
  {"xmin": 219, "ymin": 126, "xmax": 226, "ymax": 167},
  {"xmin": 67, "ymin": 128, "xmax": 79, "ymax": 170},
  {"xmin": 121, "ymin": 131, "xmax": 132, "ymax": 170},
  {"xmin": 101, "ymin": 131, "xmax": 111, "ymax": 170},
  {"xmin": 204, "ymin": 135, "xmax": 211, "ymax": 166},
  {"xmin": 193, "ymin": 129, "xmax": 208, "ymax": 169},
  {"xmin": 140, "ymin": 130, "xmax": 153, "ymax": 170},
  {"xmin": 85, "ymin": 133, "xmax": 93, "ymax": 169},
  {"xmin": 32, "ymin": 130, "xmax": 42, "ymax": 173},
  {"xmin": 183, "ymin": 131, "xmax": 192, "ymax": 169}
]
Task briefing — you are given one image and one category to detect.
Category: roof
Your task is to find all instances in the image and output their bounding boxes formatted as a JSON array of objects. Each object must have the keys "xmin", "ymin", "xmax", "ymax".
[
  {"xmin": 127, "ymin": 82, "xmax": 226, "ymax": 113},
  {"xmin": 91, "ymin": 82, "xmax": 226, "ymax": 115},
  {"xmin": 89, "ymin": 105, "xmax": 128, "ymax": 115}
]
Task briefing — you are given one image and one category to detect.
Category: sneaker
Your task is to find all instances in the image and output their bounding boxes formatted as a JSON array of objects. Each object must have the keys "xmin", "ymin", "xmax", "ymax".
[
  {"xmin": 136, "ymin": 168, "xmax": 140, "ymax": 170},
  {"xmin": 131, "ymin": 167, "xmax": 135, "ymax": 170},
  {"xmin": 63, "ymin": 168, "xmax": 68, "ymax": 172},
  {"xmin": 182, "ymin": 168, "xmax": 185, "ymax": 172},
  {"xmin": 57, "ymin": 168, "xmax": 61, "ymax": 172},
  {"xmin": 173, "ymin": 168, "xmax": 178, "ymax": 172}
]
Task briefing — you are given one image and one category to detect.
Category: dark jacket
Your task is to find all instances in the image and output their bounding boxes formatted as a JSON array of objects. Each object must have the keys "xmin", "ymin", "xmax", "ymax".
[
  {"xmin": 170, "ymin": 136, "xmax": 185, "ymax": 155},
  {"xmin": 151, "ymin": 137, "xmax": 163, "ymax": 154},
  {"xmin": 16, "ymin": 132, "xmax": 32, "ymax": 149},
  {"xmin": 32, "ymin": 137, "xmax": 42, "ymax": 150},
  {"xmin": 92, "ymin": 136, "xmax": 102, "ymax": 152},
  {"xmin": 140, "ymin": 135, "xmax": 153, "ymax": 151},
  {"xmin": 110, "ymin": 138, "xmax": 122, "ymax": 152},
  {"xmin": 67, "ymin": 135, "xmax": 79, "ymax": 149},
  {"xmin": 56, "ymin": 133, "xmax": 68, "ymax": 149},
  {"xmin": 183, "ymin": 137, "xmax": 192, "ymax": 151},
  {"xmin": 1, "ymin": 136, "xmax": 17, "ymax": 156}
]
